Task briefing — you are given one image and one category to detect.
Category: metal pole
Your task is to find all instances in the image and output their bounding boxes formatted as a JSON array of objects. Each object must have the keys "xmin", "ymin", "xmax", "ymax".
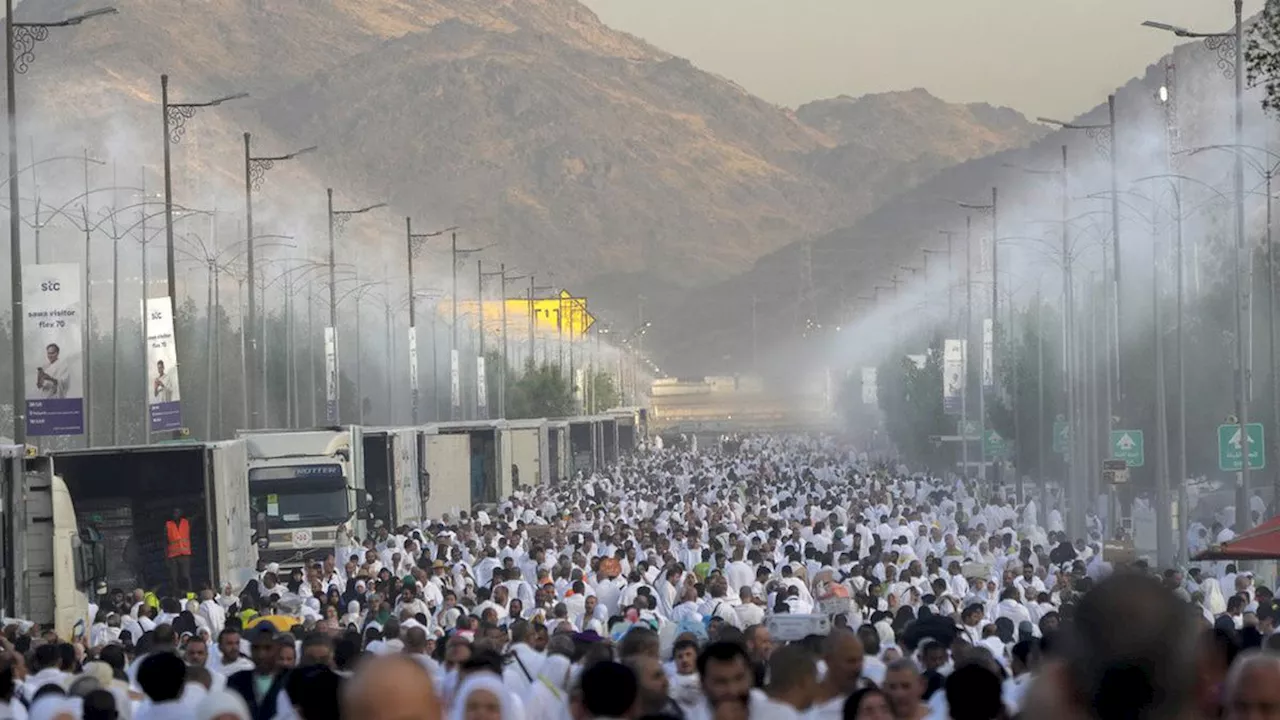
[
  {"xmin": 327, "ymin": 188, "xmax": 339, "ymax": 424},
  {"xmin": 356, "ymin": 293, "xmax": 364, "ymax": 425},
  {"xmin": 1037, "ymin": 282, "xmax": 1047, "ymax": 525},
  {"xmin": 82, "ymin": 152, "xmax": 93, "ymax": 445},
  {"xmin": 204, "ymin": 262, "xmax": 214, "ymax": 439},
  {"xmin": 528, "ymin": 277, "xmax": 536, "ymax": 369},
  {"xmin": 1177, "ymin": 189, "xmax": 1188, "ymax": 557},
  {"xmin": 308, "ymin": 280, "xmax": 316, "ymax": 427},
  {"xmin": 406, "ymin": 217, "xmax": 418, "ymax": 425},
  {"xmin": 110, "ymin": 181, "xmax": 120, "ymax": 445},
  {"xmin": 432, "ymin": 308, "xmax": 440, "ymax": 422},
  {"xmin": 451, "ymin": 232, "xmax": 459, "ymax": 421},
  {"xmin": 243, "ymin": 133, "xmax": 258, "ymax": 429},
  {"xmin": 1154, "ymin": 214, "xmax": 1172, "ymax": 567},
  {"xmin": 7, "ymin": 0, "xmax": 25, "ymax": 444},
  {"xmin": 140, "ymin": 175, "xmax": 151, "ymax": 445},
  {"xmin": 238, "ymin": 279, "xmax": 248, "ymax": 430},
  {"xmin": 500, "ymin": 265, "xmax": 509, "ymax": 419},
  {"xmin": 385, "ymin": 296, "xmax": 393, "ymax": 423},
  {"xmin": 161, "ymin": 75, "xmax": 179, "ymax": 348},
  {"xmin": 1109, "ymin": 94, "xmax": 1123, "ymax": 404},
  {"xmin": 963, "ymin": 215, "xmax": 972, "ymax": 477},
  {"xmin": 477, "ymin": 259, "xmax": 486, "ymax": 420},
  {"xmin": 1235, "ymin": 0, "xmax": 1252, "ymax": 532}
]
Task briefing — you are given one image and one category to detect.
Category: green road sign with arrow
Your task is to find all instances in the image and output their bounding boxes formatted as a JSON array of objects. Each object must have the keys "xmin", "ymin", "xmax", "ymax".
[
  {"xmin": 1218, "ymin": 423, "xmax": 1265, "ymax": 472},
  {"xmin": 1110, "ymin": 430, "xmax": 1144, "ymax": 467},
  {"xmin": 984, "ymin": 429, "xmax": 1009, "ymax": 459}
]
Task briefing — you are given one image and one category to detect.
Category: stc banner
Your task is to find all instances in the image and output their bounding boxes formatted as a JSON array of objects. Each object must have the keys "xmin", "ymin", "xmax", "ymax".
[
  {"xmin": 860, "ymin": 367, "xmax": 877, "ymax": 405},
  {"xmin": 145, "ymin": 297, "xmax": 182, "ymax": 431},
  {"xmin": 476, "ymin": 355, "xmax": 488, "ymax": 417},
  {"xmin": 324, "ymin": 327, "xmax": 338, "ymax": 423},
  {"xmin": 24, "ymin": 263, "xmax": 84, "ymax": 436},
  {"xmin": 450, "ymin": 349, "xmax": 460, "ymax": 410},
  {"xmin": 943, "ymin": 339, "xmax": 965, "ymax": 415},
  {"xmin": 982, "ymin": 318, "xmax": 994, "ymax": 391}
]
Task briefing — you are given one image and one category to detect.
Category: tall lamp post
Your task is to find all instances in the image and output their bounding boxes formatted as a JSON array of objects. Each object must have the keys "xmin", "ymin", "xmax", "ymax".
[
  {"xmin": 483, "ymin": 264, "xmax": 526, "ymax": 418},
  {"xmin": 7, "ymin": 4, "xmax": 116, "ymax": 444},
  {"xmin": 449, "ymin": 233, "xmax": 488, "ymax": 420},
  {"xmin": 955, "ymin": 191, "xmax": 999, "ymax": 485},
  {"xmin": 406, "ymin": 220, "xmax": 457, "ymax": 425},
  {"xmin": 325, "ymin": 190, "xmax": 384, "ymax": 423},
  {"xmin": 243, "ymin": 135, "xmax": 314, "ymax": 428},
  {"xmin": 1143, "ymin": 0, "xmax": 1248, "ymax": 530}
]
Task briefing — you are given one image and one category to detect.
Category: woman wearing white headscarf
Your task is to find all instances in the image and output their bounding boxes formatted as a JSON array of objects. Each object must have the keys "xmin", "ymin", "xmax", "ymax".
[
  {"xmin": 1202, "ymin": 577, "xmax": 1228, "ymax": 617},
  {"xmin": 450, "ymin": 673, "xmax": 521, "ymax": 720},
  {"xmin": 523, "ymin": 655, "xmax": 571, "ymax": 720},
  {"xmin": 195, "ymin": 689, "xmax": 251, "ymax": 720},
  {"xmin": 339, "ymin": 600, "xmax": 363, "ymax": 630}
]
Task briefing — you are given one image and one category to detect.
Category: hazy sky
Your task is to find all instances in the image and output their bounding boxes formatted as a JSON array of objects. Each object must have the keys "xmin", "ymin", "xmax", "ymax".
[{"xmin": 582, "ymin": 0, "xmax": 1263, "ymax": 119}]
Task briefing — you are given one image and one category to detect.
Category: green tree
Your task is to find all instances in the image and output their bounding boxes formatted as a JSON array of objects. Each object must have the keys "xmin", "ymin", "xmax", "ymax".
[
  {"xmin": 589, "ymin": 370, "xmax": 622, "ymax": 411},
  {"xmin": 1248, "ymin": 0, "xmax": 1280, "ymax": 115}
]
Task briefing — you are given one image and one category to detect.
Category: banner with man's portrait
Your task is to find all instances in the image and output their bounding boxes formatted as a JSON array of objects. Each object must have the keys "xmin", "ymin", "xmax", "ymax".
[{"xmin": 24, "ymin": 263, "xmax": 84, "ymax": 436}]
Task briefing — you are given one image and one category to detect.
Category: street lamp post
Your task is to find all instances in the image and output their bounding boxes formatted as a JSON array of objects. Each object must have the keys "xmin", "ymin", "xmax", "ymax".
[
  {"xmin": 956, "ymin": 191, "xmax": 999, "ymax": 485},
  {"xmin": 449, "ymin": 232, "xmax": 488, "ymax": 420},
  {"xmin": 326, "ymin": 190, "xmax": 385, "ymax": 423},
  {"xmin": 243, "ymin": 134, "xmax": 314, "ymax": 428},
  {"xmin": 6, "ymin": 4, "xmax": 116, "ymax": 444},
  {"xmin": 1143, "ymin": 0, "xmax": 1248, "ymax": 531},
  {"xmin": 483, "ymin": 264, "xmax": 526, "ymax": 419},
  {"xmin": 405, "ymin": 220, "xmax": 456, "ymax": 425}
]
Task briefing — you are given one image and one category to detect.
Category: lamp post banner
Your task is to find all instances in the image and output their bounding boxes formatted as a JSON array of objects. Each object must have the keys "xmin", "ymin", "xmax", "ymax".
[
  {"xmin": 408, "ymin": 326, "xmax": 419, "ymax": 396},
  {"xmin": 861, "ymin": 367, "xmax": 877, "ymax": 405},
  {"xmin": 324, "ymin": 327, "xmax": 338, "ymax": 423},
  {"xmin": 943, "ymin": 339, "xmax": 965, "ymax": 415},
  {"xmin": 450, "ymin": 349, "xmax": 461, "ymax": 409},
  {"xmin": 477, "ymin": 355, "xmax": 488, "ymax": 416},
  {"xmin": 144, "ymin": 296, "xmax": 182, "ymax": 432},
  {"xmin": 24, "ymin": 263, "xmax": 85, "ymax": 436},
  {"xmin": 982, "ymin": 318, "xmax": 994, "ymax": 391}
]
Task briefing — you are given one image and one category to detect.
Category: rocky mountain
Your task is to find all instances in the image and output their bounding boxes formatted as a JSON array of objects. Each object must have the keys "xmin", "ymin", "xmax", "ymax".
[
  {"xmin": 650, "ymin": 30, "xmax": 1266, "ymax": 377},
  {"xmin": 21, "ymin": 0, "xmax": 1042, "ymax": 311}
]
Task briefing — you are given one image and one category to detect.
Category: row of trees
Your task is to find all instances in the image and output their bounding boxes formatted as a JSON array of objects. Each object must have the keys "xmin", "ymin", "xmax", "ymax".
[{"xmin": 841, "ymin": 239, "xmax": 1280, "ymax": 498}]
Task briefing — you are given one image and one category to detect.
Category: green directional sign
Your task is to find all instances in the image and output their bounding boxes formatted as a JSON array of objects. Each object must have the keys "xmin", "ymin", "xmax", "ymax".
[
  {"xmin": 1052, "ymin": 416, "xmax": 1070, "ymax": 455},
  {"xmin": 1110, "ymin": 430, "xmax": 1144, "ymax": 467},
  {"xmin": 1218, "ymin": 423, "xmax": 1266, "ymax": 472},
  {"xmin": 984, "ymin": 429, "xmax": 1009, "ymax": 459}
]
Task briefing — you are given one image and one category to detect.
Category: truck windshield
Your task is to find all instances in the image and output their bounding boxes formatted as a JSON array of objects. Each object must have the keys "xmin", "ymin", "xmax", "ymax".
[{"xmin": 249, "ymin": 469, "xmax": 349, "ymax": 527}]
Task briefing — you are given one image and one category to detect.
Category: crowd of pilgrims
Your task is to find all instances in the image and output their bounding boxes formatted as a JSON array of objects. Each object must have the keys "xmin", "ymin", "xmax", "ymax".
[{"xmin": 0, "ymin": 435, "xmax": 1276, "ymax": 720}]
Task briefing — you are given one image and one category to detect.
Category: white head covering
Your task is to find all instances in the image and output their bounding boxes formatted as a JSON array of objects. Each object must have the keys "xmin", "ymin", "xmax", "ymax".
[
  {"xmin": 195, "ymin": 689, "xmax": 252, "ymax": 720},
  {"xmin": 450, "ymin": 673, "xmax": 516, "ymax": 720},
  {"xmin": 1203, "ymin": 577, "xmax": 1227, "ymax": 616}
]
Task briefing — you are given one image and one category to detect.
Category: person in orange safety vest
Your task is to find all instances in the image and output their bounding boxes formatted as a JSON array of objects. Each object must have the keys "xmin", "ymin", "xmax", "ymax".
[{"xmin": 166, "ymin": 507, "xmax": 193, "ymax": 594}]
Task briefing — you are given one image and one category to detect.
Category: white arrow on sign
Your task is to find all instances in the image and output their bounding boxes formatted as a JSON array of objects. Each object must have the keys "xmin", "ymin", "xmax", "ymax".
[
  {"xmin": 1117, "ymin": 433, "xmax": 1136, "ymax": 450},
  {"xmin": 1230, "ymin": 429, "xmax": 1243, "ymax": 448},
  {"xmin": 990, "ymin": 431, "xmax": 1002, "ymax": 442}
]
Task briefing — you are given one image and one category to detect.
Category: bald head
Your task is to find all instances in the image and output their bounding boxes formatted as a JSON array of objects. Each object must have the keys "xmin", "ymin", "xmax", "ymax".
[
  {"xmin": 822, "ymin": 629, "xmax": 865, "ymax": 694},
  {"xmin": 343, "ymin": 655, "xmax": 441, "ymax": 720},
  {"xmin": 1225, "ymin": 651, "xmax": 1280, "ymax": 720}
]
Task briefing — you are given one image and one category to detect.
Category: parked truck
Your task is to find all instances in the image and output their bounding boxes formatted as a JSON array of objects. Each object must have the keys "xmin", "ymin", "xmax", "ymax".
[
  {"xmin": 237, "ymin": 428, "xmax": 366, "ymax": 570},
  {"xmin": 547, "ymin": 421, "xmax": 568, "ymax": 485},
  {"xmin": 49, "ymin": 440, "xmax": 257, "ymax": 597},
  {"xmin": 568, "ymin": 417, "xmax": 596, "ymax": 476},
  {"xmin": 426, "ymin": 421, "xmax": 504, "ymax": 509},
  {"xmin": 502, "ymin": 419, "xmax": 549, "ymax": 489},
  {"xmin": 363, "ymin": 428, "xmax": 424, "ymax": 529},
  {"xmin": 3, "ymin": 447, "xmax": 96, "ymax": 640},
  {"xmin": 420, "ymin": 426, "xmax": 475, "ymax": 521}
]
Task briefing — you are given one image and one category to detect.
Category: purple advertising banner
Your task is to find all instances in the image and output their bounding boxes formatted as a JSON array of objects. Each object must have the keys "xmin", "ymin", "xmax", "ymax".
[
  {"xmin": 23, "ymin": 264, "xmax": 85, "ymax": 438},
  {"xmin": 26, "ymin": 398, "xmax": 84, "ymax": 436},
  {"xmin": 150, "ymin": 401, "xmax": 182, "ymax": 432}
]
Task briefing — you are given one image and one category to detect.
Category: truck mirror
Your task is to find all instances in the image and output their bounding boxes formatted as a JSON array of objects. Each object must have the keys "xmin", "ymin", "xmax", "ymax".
[
  {"xmin": 254, "ymin": 512, "xmax": 270, "ymax": 549},
  {"xmin": 355, "ymin": 492, "xmax": 372, "ymax": 519}
]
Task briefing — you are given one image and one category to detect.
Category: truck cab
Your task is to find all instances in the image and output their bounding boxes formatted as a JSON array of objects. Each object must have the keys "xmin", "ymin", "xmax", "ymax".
[
  {"xmin": 3, "ymin": 447, "xmax": 98, "ymax": 640},
  {"xmin": 238, "ymin": 428, "xmax": 366, "ymax": 570}
]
